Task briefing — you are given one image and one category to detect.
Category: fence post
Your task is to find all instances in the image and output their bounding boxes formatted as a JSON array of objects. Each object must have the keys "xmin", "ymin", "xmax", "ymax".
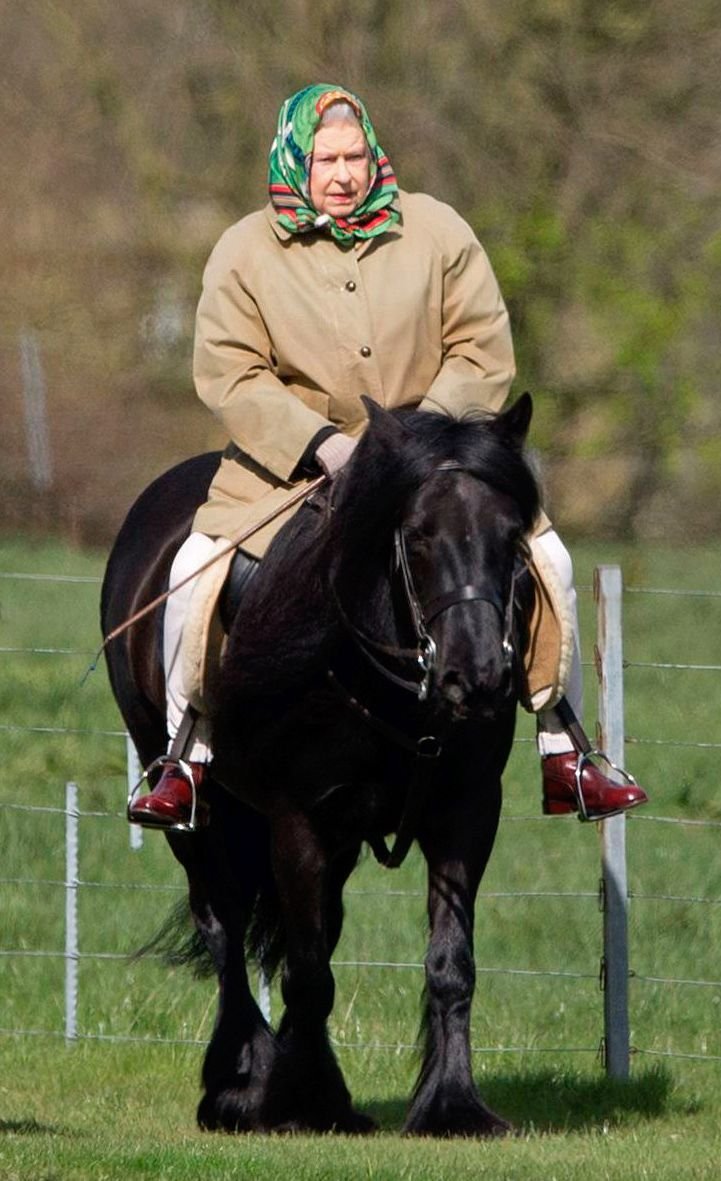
[
  {"xmin": 126, "ymin": 735, "xmax": 144, "ymax": 851},
  {"xmin": 258, "ymin": 974, "xmax": 271, "ymax": 1024},
  {"xmin": 594, "ymin": 565, "xmax": 630, "ymax": 1079},
  {"xmin": 19, "ymin": 328, "xmax": 53, "ymax": 492},
  {"xmin": 65, "ymin": 782, "xmax": 79, "ymax": 1044}
]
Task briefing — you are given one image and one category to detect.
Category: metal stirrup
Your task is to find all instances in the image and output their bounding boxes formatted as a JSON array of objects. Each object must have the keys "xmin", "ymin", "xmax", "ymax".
[
  {"xmin": 574, "ymin": 750, "xmax": 639, "ymax": 823},
  {"xmin": 127, "ymin": 704, "xmax": 203, "ymax": 832},
  {"xmin": 553, "ymin": 696, "xmax": 638, "ymax": 823},
  {"xmin": 127, "ymin": 755, "xmax": 200, "ymax": 833}
]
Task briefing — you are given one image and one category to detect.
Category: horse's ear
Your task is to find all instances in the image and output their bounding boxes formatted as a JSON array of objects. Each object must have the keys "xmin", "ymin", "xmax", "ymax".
[
  {"xmin": 492, "ymin": 392, "xmax": 533, "ymax": 447},
  {"xmin": 361, "ymin": 395, "xmax": 410, "ymax": 447}
]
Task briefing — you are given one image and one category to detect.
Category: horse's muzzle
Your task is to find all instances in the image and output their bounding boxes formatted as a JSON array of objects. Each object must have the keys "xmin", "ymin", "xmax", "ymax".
[{"xmin": 437, "ymin": 660, "xmax": 515, "ymax": 722}]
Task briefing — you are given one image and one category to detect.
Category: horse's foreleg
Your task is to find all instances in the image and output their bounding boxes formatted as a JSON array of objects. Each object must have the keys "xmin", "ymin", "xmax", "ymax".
[
  {"xmin": 404, "ymin": 781, "xmax": 511, "ymax": 1138},
  {"xmin": 260, "ymin": 812, "xmax": 374, "ymax": 1134}
]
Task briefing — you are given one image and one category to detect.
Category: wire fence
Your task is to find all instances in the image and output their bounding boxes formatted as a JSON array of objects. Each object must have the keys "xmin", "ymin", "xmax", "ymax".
[{"xmin": 2, "ymin": 568, "xmax": 721, "ymax": 1069}]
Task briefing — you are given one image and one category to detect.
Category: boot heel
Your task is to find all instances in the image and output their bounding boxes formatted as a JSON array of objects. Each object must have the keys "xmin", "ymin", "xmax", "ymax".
[{"xmin": 542, "ymin": 797, "xmax": 575, "ymax": 816}]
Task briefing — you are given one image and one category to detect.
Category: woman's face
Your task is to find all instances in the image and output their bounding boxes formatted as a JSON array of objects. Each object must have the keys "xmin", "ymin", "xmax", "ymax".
[{"xmin": 309, "ymin": 121, "xmax": 370, "ymax": 218}]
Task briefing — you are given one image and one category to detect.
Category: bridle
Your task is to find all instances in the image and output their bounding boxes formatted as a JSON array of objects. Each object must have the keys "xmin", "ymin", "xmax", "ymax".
[
  {"xmin": 393, "ymin": 523, "xmax": 518, "ymax": 702},
  {"xmin": 331, "ymin": 463, "xmax": 520, "ymax": 704},
  {"xmin": 326, "ymin": 462, "xmax": 525, "ymax": 870}
]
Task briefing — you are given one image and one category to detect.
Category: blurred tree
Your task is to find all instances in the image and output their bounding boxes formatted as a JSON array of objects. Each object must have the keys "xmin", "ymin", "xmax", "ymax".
[{"xmin": 1, "ymin": 0, "xmax": 719, "ymax": 541}]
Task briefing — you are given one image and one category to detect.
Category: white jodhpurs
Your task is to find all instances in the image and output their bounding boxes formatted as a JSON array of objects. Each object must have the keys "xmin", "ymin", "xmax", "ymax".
[
  {"xmin": 163, "ymin": 531, "xmax": 217, "ymax": 763},
  {"xmin": 533, "ymin": 529, "xmax": 583, "ymax": 756},
  {"xmin": 163, "ymin": 529, "xmax": 584, "ymax": 765}
]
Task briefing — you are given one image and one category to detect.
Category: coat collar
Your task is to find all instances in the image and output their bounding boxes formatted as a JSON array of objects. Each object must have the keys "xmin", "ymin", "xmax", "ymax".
[{"xmin": 263, "ymin": 196, "xmax": 405, "ymax": 250}]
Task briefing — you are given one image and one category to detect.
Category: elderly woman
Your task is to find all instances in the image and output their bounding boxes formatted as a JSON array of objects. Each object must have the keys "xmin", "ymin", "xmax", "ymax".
[{"xmin": 129, "ymin": 83, "xmax": 647, "ymax": 828}]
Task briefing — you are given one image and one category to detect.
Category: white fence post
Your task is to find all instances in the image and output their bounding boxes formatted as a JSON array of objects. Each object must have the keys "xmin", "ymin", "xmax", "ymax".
[
  {"xmin": 258, "ymin": 974, "xmax": 272, "ymax": 1024},
  {"xmin": 126, "ymin": 735, "xmax": 144, "ymax": 851},
  {"xmin": 65, "ymin": 782, "xmax": 79, "ymax": 1043},
  {"xmin": 594, "ymin": 565, "xmax": 630, "ymax": 1078}
]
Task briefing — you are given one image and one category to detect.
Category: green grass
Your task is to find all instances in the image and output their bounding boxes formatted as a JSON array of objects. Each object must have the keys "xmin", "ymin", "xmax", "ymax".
[{"xmin": 1, "ymin": 534, "xmax": 721, "ymax": 1178}]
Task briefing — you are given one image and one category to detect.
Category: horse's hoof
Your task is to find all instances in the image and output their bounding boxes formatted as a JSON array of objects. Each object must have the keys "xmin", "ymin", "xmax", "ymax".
[
  {"xmin": 197, "ymin": 1091, "xmax": 258, "ymax": 1133},
  {"xmin": 260, "ymin": 1106, "xmax": 377, "ymax": 1136},
  {"xmin": 404, "ymin": 1102, "xmax": 512, "ymax": 1139},
  {"xmin": 334, "ymin": 1109, "xmax": 378, "ymax": 1136}
]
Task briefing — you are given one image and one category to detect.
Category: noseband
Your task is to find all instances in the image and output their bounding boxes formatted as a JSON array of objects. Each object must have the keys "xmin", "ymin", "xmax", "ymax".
[{"xmin": 393, "ymin": 524, "xmax": 517, "ymax": 702}]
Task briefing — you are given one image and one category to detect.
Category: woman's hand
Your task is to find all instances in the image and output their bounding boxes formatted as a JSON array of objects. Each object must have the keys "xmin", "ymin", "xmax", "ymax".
[{"xmin": 314, "ymin": 433, "xmax": 358, "ymax": 478}]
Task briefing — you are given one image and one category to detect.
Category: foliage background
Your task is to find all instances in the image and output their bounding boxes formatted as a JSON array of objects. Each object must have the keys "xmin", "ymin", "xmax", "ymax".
[{"xmin": 2, "ymin": 0, "xmax": 720, "ymax": 543}]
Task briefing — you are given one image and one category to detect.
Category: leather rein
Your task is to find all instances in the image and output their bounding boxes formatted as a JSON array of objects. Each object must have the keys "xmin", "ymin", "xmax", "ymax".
[{"xmin": 326, "ymin": 463, "xmax": 522, "ymax": 868}]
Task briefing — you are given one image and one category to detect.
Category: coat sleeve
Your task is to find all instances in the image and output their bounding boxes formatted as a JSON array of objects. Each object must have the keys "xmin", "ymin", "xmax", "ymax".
[
  {"xmin": 418, "ymin": 210, "xmax": 515, "ymax": 417},
  {"xmin": 193, "ymin": 225, "xmax": 334, "ymax": 482}
]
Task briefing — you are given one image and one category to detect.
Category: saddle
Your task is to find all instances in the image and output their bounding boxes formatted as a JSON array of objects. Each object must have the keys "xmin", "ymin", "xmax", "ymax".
[{"xmin": 180, "ymin": 533, "xmax": 574, "ymax": 716}]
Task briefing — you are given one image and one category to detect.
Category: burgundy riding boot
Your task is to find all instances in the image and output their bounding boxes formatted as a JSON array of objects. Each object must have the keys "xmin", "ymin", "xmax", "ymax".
[
  {"xmin": 128, "ymin": 760, "xmax": 206, "ymax": 828},
  {"xmin": 542, "ymin": 752, "xmax": 648, "ymax": 821}
]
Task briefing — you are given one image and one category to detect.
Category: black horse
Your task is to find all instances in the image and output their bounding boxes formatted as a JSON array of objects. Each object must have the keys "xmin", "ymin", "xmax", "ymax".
[{"xmin": 101, "ymin": 394, "xmax": 540, "ymax": 1136}]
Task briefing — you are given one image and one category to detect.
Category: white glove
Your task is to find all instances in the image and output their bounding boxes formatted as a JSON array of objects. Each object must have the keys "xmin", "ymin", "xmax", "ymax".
[{"xmin": 314, "ymin": 433, "xmax": 358, "ymax": 478}]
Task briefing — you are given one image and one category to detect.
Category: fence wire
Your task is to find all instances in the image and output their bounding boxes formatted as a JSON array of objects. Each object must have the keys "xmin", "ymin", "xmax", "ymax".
[{"xmin": 3, "ymin": 569, "xmax": 721, "ymax": 1067}]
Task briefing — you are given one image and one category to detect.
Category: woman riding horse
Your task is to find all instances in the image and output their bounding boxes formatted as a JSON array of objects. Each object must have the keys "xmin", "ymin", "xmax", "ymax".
[{"xmin": 128, "ymin": 82, "xmax": 647, "ymax": 828}]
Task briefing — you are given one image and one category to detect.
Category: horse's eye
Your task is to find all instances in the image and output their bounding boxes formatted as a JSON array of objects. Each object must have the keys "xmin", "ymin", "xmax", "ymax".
[{"xmin": 404, "ymin": 528, "xmax": 431, "ymax": 554}]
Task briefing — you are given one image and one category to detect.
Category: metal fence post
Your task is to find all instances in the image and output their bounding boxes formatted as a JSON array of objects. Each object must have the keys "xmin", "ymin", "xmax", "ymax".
[
  {"xmin": 258, "ymin": 974, "xmax": 271, "ymax": 1024},
  {"xmin": 65, "ymin": 782, "xmax": 79, "ymax": 1043},
  {"xmin": 126, "ymin": 735, "xmax": 143, "ymax": 851},
  {"xmin": 594, "ymin": 565, "xmax": 630, "ymax": 1078}
]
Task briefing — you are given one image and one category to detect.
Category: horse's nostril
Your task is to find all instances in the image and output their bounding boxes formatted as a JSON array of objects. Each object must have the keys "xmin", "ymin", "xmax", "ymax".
[{"xmin": 441, "ymin": 674, "xmax": 466, "ymax": 705}]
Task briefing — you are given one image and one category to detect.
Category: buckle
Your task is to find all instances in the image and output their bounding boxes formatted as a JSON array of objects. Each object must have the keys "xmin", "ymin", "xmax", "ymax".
[{"xmin": 416, "ymin": 735, "xmax": 443, "ymax": 759}]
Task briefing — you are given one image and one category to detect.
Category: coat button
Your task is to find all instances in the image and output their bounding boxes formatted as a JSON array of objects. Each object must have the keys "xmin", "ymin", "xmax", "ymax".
[
  {"xmin": 345, "ymin": 280, "xmax": 357, "ymax": 292},
  {"xmin": 360, "ymin": 345, "xmax": 372, "ymax": 357}
]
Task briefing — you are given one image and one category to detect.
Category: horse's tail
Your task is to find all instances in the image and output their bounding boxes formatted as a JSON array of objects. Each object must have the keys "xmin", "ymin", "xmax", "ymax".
[
  {"xmin": 130, "ymin": 797, "xmax": 288, "ymax": 987},
  {"xmin": 246, "ymin": 884, "xmax": 286, "ymax": 983},
  {"xmin": 214, "ymin": 791, "xmax": 288, "ymax": 982},
  {"xmin": 130, "ymin": 889, "xmax": 287, "ymax": 985},
  {"xmin": 131, "ymin": 898, "xmax": 216, "ymax": 978}
]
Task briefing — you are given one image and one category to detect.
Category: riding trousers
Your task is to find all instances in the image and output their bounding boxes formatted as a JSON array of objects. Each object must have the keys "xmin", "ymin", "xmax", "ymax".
[{"xmin": 163, "ymin": 528, "xmax": 583, "ymax": 764}]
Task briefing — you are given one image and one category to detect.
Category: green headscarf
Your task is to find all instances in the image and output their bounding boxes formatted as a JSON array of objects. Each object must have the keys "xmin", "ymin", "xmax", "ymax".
[{"xmin": 268, "ymin": 83, "xmax": 400, "ymax": 244}]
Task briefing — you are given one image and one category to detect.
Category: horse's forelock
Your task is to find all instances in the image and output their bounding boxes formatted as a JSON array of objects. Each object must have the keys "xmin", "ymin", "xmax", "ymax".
[{"xmin": 329, "ymin": 408, "xmax": 540, "ymax": 553}]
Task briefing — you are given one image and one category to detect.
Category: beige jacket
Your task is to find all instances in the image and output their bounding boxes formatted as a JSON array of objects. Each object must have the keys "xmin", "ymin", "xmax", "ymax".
[{"xmin": 192, "ymin": 191, "xmax": 517, "ymax": 555}]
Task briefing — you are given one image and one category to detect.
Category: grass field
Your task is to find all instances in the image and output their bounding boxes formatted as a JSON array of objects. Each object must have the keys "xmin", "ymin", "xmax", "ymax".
[{"xmin": 1, "ymin": 534, "xmax": 721, "ymax": 1179}]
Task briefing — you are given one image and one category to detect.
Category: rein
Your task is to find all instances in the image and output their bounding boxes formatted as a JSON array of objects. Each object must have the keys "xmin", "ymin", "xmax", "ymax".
[{"xmin": 92, "ymin": 475, "xmax": 328, "ymax": 666}]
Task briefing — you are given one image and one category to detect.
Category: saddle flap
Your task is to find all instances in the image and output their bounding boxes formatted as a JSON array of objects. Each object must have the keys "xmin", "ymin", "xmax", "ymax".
[
  {"xmin": 522, "ymin": 537, "xmax": 575, "ymax": 713},
  {"xmin": 180, "ymin": 542, "xmax": 234, "ymax": 712}
]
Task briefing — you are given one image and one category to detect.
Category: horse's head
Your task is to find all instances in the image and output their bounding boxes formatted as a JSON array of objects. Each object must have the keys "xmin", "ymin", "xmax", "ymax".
[{"xmin": 333, "ymin": 394, "xmax": 539, "ymax": 724}]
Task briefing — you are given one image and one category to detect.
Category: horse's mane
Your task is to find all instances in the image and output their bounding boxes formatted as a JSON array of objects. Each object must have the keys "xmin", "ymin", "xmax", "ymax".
[
  {"xmin": 328, "ymin": 404, "xmax": 540, "ymax": 574},
  {"xmin": 215, "ymin": 401, "xmax": 540, "ymax": 712}
]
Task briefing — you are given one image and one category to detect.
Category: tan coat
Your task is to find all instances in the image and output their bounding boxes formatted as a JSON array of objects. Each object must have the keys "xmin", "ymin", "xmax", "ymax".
[{"xmin": 192, "ymin": 191, "xmax": 517, "ymax": 556}]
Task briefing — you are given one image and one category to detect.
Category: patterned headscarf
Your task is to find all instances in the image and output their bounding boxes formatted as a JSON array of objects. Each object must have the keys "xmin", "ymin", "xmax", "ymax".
[{"xmin": 268, "ymin": 83, "xmax": 400, "ymax": 244}]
